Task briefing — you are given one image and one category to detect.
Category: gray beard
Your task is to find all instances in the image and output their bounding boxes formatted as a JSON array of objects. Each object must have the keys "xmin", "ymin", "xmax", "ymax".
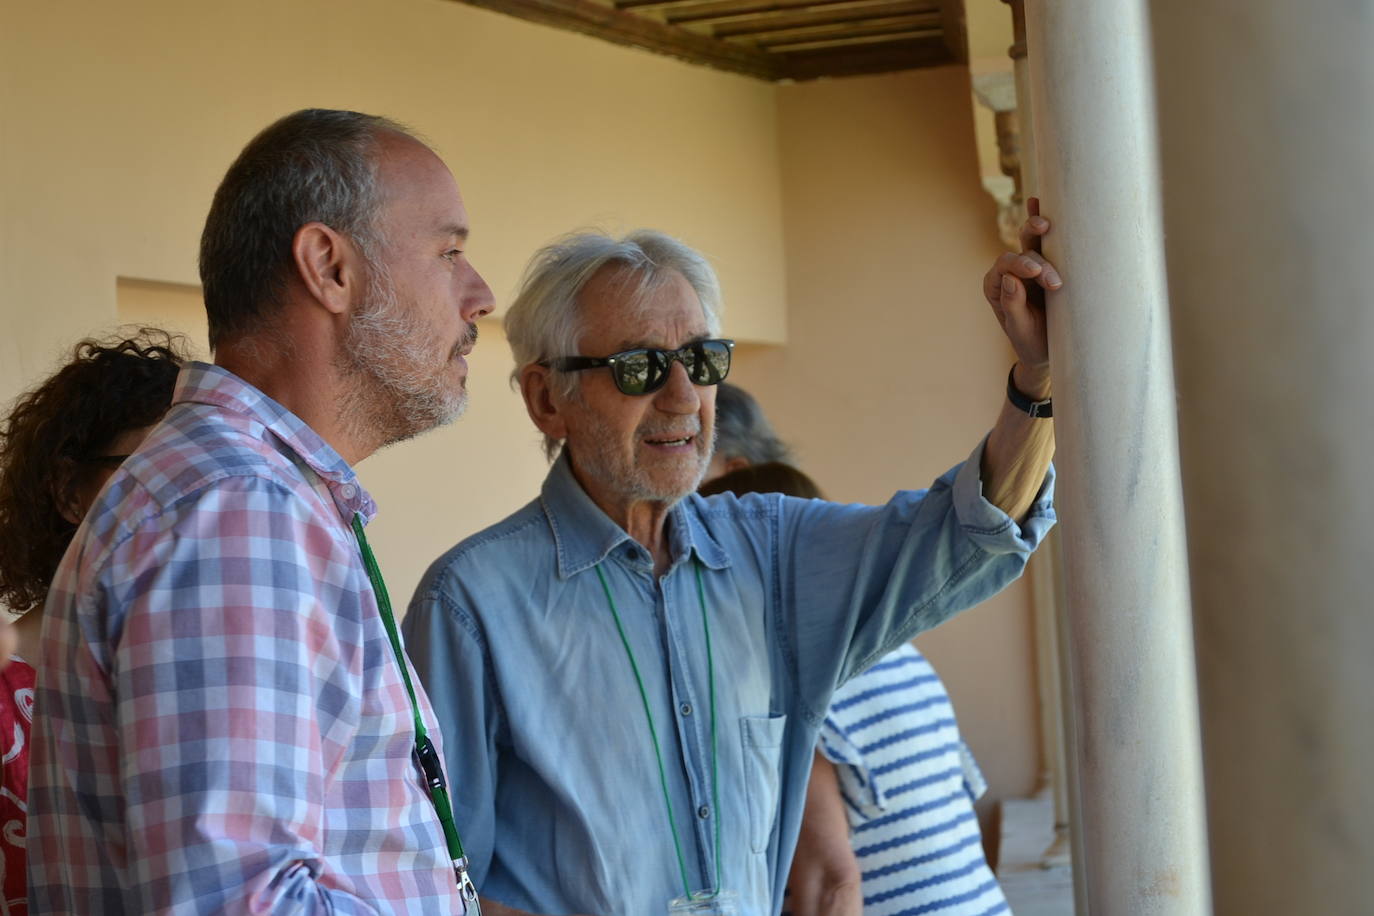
[{"xmin": 335, "ymin": 263, "xmax": 470, "ymax": 451}]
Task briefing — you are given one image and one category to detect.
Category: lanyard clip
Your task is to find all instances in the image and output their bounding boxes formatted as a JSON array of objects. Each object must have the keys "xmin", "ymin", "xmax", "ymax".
[
  {"xmin": 455, "ymin": 856, "xmax": 482, "ymax": 914},
  {"xmin": 416, "ymin": 735, "xmax": 448, "ymax": 794}
]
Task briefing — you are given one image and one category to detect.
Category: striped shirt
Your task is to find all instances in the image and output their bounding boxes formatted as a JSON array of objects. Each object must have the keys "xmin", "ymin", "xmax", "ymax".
[
  {"xmin": 27, "ymin": 362, "xmax": 465, "ymax": 914},
  {"xmin": 818, "ymin": 644, "xmax": 1008, "ymax": 916}
]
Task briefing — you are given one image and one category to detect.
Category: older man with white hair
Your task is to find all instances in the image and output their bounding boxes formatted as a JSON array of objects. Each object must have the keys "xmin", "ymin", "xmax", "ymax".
[{"xmin": 404, "ymin": 221, "xmax": 1060, "ymax": 916}]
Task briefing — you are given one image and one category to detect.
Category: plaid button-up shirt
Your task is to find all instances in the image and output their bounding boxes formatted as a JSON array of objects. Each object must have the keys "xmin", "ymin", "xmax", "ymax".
[{"xmin": 28, "ymin": 362, "xmax": 465, "ymax": 915}]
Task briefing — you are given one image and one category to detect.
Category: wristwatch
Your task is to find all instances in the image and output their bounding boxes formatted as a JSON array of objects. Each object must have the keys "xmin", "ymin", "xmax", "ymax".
[{"xmin": 1007, "ymin": 366, "xmax": 1053, "ymax": 418}]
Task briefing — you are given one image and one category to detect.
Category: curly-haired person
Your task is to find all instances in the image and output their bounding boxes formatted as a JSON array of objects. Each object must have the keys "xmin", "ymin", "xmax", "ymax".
[{"xmin": 0, "ymin": 329, "xmax": 184, "ymax": 913}]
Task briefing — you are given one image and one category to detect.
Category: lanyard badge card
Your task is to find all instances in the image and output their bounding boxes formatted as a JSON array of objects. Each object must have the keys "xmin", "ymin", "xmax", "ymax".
[
  {"xmin": 668, "ymin": 890, "xmax": 741, "ymax": 915},
  {"xmin": 353, "ymin": 515, "xmax": 482, "ymax": 915}
]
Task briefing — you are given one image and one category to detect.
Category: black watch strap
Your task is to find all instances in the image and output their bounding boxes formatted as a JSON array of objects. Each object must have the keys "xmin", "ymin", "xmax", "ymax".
[{"xmin": 1007, "ymin": 366, "xmax": 1053, "ymax": 418}]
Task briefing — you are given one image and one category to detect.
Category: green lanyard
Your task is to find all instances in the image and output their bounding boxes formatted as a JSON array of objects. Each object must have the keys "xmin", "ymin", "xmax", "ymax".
[
  {"xmin": 594, "ymin": 560, "xmax": 721, "ymax": 902},
  {"xmin": 351, "ymin": 514, "xmax": 481, "ymax": 913}
]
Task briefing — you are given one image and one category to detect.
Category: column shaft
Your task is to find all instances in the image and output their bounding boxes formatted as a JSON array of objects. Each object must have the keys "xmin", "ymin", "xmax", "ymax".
[
  {"xmin": 1150, "ymin": 3, "xmax": 1374, "ymax": 913},
  {"xmin": 1023, "ymin": 0, "xmax": 1210, "ymax": 911}
]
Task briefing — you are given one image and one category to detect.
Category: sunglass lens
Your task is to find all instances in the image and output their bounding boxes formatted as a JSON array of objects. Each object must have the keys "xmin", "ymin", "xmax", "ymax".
[
  {"xmin": 614, "ymin": 350, "xmax": 655, "ymax": 395},
  {"xmin": 692, "ymin": 341, "xmax": 731, "ymax": 384}
]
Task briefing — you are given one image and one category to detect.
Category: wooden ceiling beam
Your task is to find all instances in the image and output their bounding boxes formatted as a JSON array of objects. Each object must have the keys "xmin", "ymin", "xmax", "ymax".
[
  {"xmin": 780, "ymin": 33, "xmax": 951, "ymax": 79},
  {"xmin": 617, "ymin": 0, "xmax": 746, "ymax": 12},
  {"xmin": 711, "ymin": 0, "xmax": 933, "ymax": 37},
  {"xmin": 752, "ymin": 19, "xmax": 940, "ymax": 49},
  {"xmin": 663, "ymin": 0, "xmax": 932, "ymax": 25},
  {"xmin": 935, "ymin": 0, "xmax": 966, "ymax": 63},
  {"xmin": 764, "ymin": 26, "xmax": 937, "ymax": 51},
  {"xmin": 450, "ymin": 0, "xmax": 782, "ymax": 78}
]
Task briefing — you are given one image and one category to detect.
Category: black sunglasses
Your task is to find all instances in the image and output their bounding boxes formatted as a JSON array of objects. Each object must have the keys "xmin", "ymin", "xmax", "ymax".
[{"xmin": 547, "ymin": 338, "xmax": 735, "ymax": 396}]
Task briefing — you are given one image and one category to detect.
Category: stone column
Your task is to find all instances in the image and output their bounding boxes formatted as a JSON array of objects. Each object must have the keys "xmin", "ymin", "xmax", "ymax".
[
  {"xmin": 1022, "ymin": 0, "xmax": 1211, "ymax": 911},
  {"xmin": 1150, "ymin": 4, "xmax": 1374, "ymax": 913}
]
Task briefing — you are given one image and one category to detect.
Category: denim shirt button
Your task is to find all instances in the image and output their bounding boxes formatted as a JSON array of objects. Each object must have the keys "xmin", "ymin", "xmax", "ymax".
[
  {"xmin": 697, "ymin": 805, "xmax": 710, "ymax": 819},
  {"xmin": 679, "ymin": 703, "xmax": 693, "ymax": 716}
]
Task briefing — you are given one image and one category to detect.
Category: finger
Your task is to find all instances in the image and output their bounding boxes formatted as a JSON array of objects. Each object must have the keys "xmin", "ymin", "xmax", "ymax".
[
  {"xmin": 1001, "ymin": 271, "xmax": 1044, "ymax": 342},
  {"xmin": 1020, "ymin": 250, "xmax": 1063, "ymax": 290},
  {"xmin": 1019, "ymin": 218, "xmax": 1049, "ymax": 254},
  {"xmin": 991, "ymin": 273, "xmax": 1018, "ymax": 326},
  {"xmin": 983, "ymin": 251, "xmax": 1016, "ymax": 304},
  {"xmin": 1001, "ymin": 272, "xmax": 1025, "ymax": 313},
  {"xmin": 984, "ymin": 251, "xmax": 1028, "ymax": 305},
  {"xmin": 985, "ymin": 251, "xmax": 1048, "ymax": 310}
]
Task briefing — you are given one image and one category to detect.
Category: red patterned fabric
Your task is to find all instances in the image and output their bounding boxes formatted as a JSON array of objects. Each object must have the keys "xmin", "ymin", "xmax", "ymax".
[{"xmin": 0, "ymin": 657, "xmax": 34, "ymax": 916}]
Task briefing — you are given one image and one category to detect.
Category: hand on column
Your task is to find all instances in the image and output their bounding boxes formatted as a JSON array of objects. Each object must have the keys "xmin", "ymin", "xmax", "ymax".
[{"xmin": 982, "ymin": 198, "xmax": 1061, "ymax": 397}]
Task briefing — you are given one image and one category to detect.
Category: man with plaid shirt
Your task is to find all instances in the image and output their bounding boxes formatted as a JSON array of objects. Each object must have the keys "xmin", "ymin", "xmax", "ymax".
[{"xmin": 27, "ymin": 109, "xmax": 494, "ymax": 913}]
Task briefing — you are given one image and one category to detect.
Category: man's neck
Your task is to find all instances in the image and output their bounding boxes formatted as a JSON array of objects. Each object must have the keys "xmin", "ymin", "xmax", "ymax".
[
  {"xmin": 567, "ymin": 459, "xmax": 678, "ymax": 577},
  {"xmin": 216, "ymin": 334, "xmax": 379, "ymax": 467},
  {"xmin": 623, "ymin": 502, "xmax": 675, "ymax": 577}
]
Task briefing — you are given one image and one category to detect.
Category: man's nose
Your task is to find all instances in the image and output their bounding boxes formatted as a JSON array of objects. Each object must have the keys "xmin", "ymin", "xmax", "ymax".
[
  {"xmin": 460, "ymin": 262, "xmax": 496, "ymax": 322},
  {"xmin": 653, "ymin": 360, "xmax": 701, "ymax": 413}
]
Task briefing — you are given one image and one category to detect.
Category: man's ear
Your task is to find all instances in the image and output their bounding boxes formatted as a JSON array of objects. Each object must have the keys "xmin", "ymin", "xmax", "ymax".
[
  {"xmin": 519, "ymin": 363, "xmax": 569, "ymax": 443},
  {"xmin": 291, "ymin": 221, "xmax": 363, "ymax": 317}
]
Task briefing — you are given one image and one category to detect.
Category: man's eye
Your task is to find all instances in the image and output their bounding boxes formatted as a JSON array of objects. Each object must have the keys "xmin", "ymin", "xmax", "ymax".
[{"xmin": 442, "ymin": 249, "xmax": 464, "ymax": 262}]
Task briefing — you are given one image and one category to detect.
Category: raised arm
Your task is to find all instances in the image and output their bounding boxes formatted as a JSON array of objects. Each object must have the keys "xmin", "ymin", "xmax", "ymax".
[{"xmin": 980, "ymin": 199, "xmax": 1060, "ymax": 522}]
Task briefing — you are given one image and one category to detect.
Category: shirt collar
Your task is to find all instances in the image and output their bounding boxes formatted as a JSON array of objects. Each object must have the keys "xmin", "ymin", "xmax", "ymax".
[
  {"xmin": 173, "ymin": 362, "xmax": 376, "ymax": 523},
  {"xmin": 539, "ymin": 451, "xmax": 731, "ymax": 579}
]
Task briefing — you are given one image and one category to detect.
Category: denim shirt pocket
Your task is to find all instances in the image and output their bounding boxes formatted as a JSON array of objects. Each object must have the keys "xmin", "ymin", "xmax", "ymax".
[{"xmin": 740, "ymin": 714, "xmax": 787, "ymax": 855}]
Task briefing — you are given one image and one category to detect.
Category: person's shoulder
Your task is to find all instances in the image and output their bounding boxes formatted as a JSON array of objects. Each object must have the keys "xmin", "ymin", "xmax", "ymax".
[
  {"xmin": 125, "ymin": 401, "xmax": 307, "ymax": 506},
  {"xmin": 413, "ymin": 496, "xmax": 548, "ymax": 597},
  {"xmin": 689, "ymin": 489, "xmax": 783, "ymax": 521},
  {"xmin": 85, "ymin": 404, "xmax": 329, "ymax": 556}
]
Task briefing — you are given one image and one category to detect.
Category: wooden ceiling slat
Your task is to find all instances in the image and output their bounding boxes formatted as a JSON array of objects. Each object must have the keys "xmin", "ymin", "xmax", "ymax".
[
  {"xmin": 765, "ymin": 26, "xmax": 937, "ymax": 51},
  {"xmin": 779, "ymin": 33, "xmax": 951, "ymax": 79},
  {"xmin": 747, "ymin": 18, "xmax": 940, "ymax": 48},
  {"xmin": 663, "ymin": 0, "xmax": 933, "ymax": 25},
  {"xmin": 453, "ymin": 0, "xmax": 782, "ymax": 78},
  {"xmin": 617, "ymin": 0, "xmax": 747, "ymax": 12},
  {"xmin": 710, "ymin": 1, "xmax": 930, "ymax": 38},
  {"xmin": 446, "ymin": 0, "xmax": 964, "ymax": 82}
]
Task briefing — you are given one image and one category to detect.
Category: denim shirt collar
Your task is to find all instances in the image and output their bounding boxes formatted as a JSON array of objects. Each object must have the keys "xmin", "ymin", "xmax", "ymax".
[
  {"xmin": 539, "ymin": 451, "xmax": 731, "ymax": 580},
  {"xmin": 173, "ymin": 362, "xmax": 376, "ymax": 524}
]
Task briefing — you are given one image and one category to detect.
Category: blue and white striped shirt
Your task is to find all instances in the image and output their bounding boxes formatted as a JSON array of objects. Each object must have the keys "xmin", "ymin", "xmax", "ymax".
[{"xmin": 819, "ymin": 644, "xmax": 1008, "ymax": 916}]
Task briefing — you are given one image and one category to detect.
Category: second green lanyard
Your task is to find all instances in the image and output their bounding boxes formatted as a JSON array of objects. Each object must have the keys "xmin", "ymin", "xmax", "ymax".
[{"xmin": 594, "ymin": 561, "xmax": 721, "ymax": 902}]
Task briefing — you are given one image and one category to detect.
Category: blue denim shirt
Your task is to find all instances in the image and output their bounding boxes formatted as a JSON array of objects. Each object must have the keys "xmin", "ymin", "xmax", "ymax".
[{"xmin": 402, "ymin": 440, "xmax": 1054, "ymax": 916}]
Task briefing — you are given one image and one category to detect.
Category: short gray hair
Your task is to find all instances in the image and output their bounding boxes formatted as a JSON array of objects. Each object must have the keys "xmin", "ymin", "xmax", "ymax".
[
  {"xmin": 199, "ymin": 108, "xmax": 416, "ymax": 350},
  {"xmin": 504, "ymin": 230, "xmax": 724, "ymax": 458},
  {"xmin": 714, "ymin": 381, "xmax": 792, "ymax": 465}
]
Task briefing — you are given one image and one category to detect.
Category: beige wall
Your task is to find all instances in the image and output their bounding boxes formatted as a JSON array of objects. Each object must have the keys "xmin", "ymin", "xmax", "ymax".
[
  {"xmin": 0, "ymin": 0, "xmax": 788, "ymax": 400},
  {"xmin": 2, "ymin": 0, "xmax": 789, "ymax": 603},
  {"xmin": 729, "ymin": 67, "xmax": 1041, "ymax": 801},
  {"xmin": 4, "ymin": 0, "xmax": 1039, "ymax": 805}
]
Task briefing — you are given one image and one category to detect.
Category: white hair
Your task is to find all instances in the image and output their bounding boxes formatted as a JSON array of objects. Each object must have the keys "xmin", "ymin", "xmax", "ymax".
[{"xmin": 504, "ymin": 230, "xmax": 724, "ymax": 459}]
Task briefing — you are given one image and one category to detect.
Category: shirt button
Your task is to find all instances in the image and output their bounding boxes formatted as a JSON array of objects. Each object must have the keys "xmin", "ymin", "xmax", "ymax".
[
  {"xmin": 340, "ymin": 484, "xmax": 357, "ymax": 500},
  {"xmin": 697, "ymin": 805, "xmax": 711, "ymax": 819},
  {"xmin": 679, "ymin": 703, "xmax": 693, "ymax": 716}
]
